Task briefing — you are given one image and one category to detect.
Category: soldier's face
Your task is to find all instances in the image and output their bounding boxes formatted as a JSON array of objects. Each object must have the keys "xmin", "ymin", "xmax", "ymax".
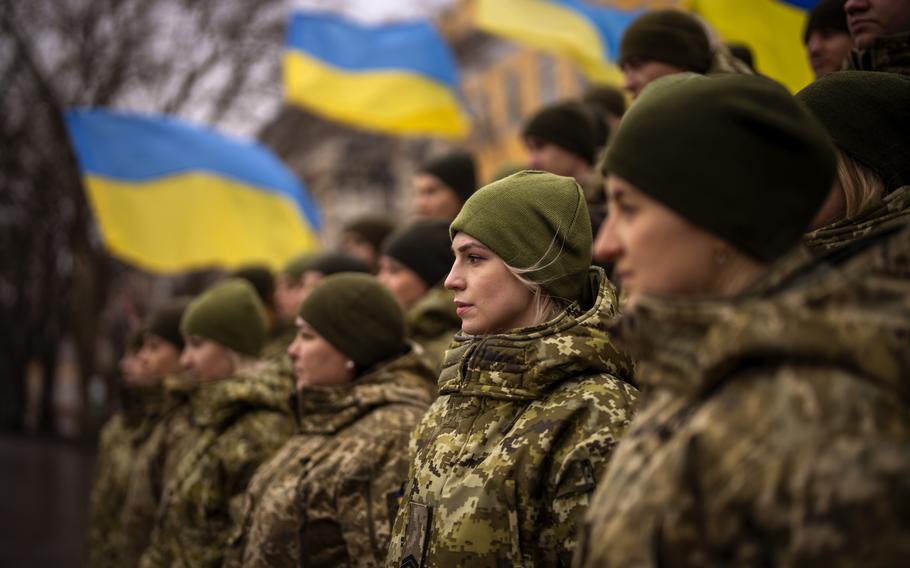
[
  {"xmin": 621, "ymin": 59, "xmax": 686, "ymax": 98},
  {"xmin": 596, "ymin": 175, "xmax": 727, "ymax": 308},
  {"xmin": 288, "ymin": 318, "xmax": 353, "ymax": 389},
  {"xmin": 180, "ymin": 335, "xmax": 235, "ymax": 382},
  {"xmin": 119, "ymin": 349, "xmax": 149, "ymax": 386},
  {"xmin": 274, "ymin": 274, "xmax": 307, "ymax": 320},
  {"xmin": 136, "ymin": 334, "xmax": 182, "ymax": 382},
  {"xmin": 524, "ymin": 137, "xmax": 590, "ymax": 179},
  {"xmin": 340, "ymin": 231, "xmax": 379, "ymax": 271},
  {"xmin": 805, "ymin": 30, "xmax": 854, "ymax": 77},
  {"xmin": 445, "ymin": 232, "xmax": 538, "ymax": 335},
  {"xmin": 846, "ymin": 0, "xmax": 910, "ymax": 48},
  {"xmin": 413, "ymin": 173, "xmax": 464, "ymax": 221},
  {"xmin": 377, "ymin": 256, "xmax": 429, "ymax": 311}
]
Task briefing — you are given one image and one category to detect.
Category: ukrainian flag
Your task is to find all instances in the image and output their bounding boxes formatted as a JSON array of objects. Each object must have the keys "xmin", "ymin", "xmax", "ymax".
[
  {"xmin": 283, "ymin": 12, "xmax": 469, "ymax": 139},
  {"xmin": 684, "ymin": 0, "xmax": 817, "ymax": 92},
  {"xmin": 475, "ymin": 0, "xmax": 642, "ymax": 84},
  {"xmin": 65, "ymin": 109, "xmax": 321, "ymax": 274}
]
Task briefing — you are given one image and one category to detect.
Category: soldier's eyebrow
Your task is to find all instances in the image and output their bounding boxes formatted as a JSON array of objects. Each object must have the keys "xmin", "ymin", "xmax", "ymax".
[{"xmin": 454, "ymin": 242, "xmax": 491, "ymax": 254}]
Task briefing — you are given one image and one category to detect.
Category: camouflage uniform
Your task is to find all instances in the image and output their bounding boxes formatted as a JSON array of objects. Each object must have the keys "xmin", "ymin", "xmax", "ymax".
[
  {"xmin": 224, "ymin": 349, "xmax": 436, "ymax": 568},
  {"xmin": 138, "ymin": 363, "xmax": 294, "ymax": 568},
  {"xmin": 261, "ymin": 320, "xmax": 298, "ymax": 378},
  {"xmin": 87, "ymin": 384, "xmax": 163, "ymax": 568},
  {"xmin": 113, "ymin": 373, "xmax": 196, "ymax": 566},
  {"xmin": 387, "ymin": 268, "xmax": 638, "ymax": 568},
  {"xmin": 406, "ymin": 285, "xmax": 460, "ymax": 374},
  {"xmin": 845, "ymin": 31, "xmax": 910, "ymax": 76},
  {"xmin": 804, "ymin": 185, "xmax": 910, "ymax": 253},
  {"xmin": 576, "ymin": 225, "xmax": 910, "ymax": 567}
]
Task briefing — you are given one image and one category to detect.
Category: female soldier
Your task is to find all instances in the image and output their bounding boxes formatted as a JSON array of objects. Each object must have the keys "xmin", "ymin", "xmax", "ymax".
[
  {"xmin": 578, "ymin": 74, "xmax": 910, "ymax": 566},
  {"xmin": 798, "ymin": 70, "xmax": 910, "ymax": 252},
  {"xmin": 139, "ymin": 279, "xmax": 295, "ymax": 568},
  {"xmin": 224, "ymin": 273, "xmax": 435, "ymax": 567},
  {"xmin": 386, "ymin": 171, "xmax": 639, "ymax": 567},
  {"xmin": 377, "ymin": 219, "xmax": 459, "ymax": 372}
]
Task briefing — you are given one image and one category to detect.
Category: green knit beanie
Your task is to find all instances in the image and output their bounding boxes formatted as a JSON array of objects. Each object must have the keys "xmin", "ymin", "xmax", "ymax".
[
  {"xmin": 308, "ymin": 251, "xmax": 371, "ymax": 276},
  {"xmin": 144, "ymin": 297, "xmax": 190, "ymax": 351},
  {"xmin": 382, "ymin": 219, "xmax": 454, "ymax": 287},
  {"xmin": 619, "ymin": 10, "xmax": 712, "ymax": 73},
  {"xmin": 342, "ymin": 215, "xmax": 397, "ymax": 252},
  {"xmin": 522, "ymin": 101, "xmax": 599, "ymax": 164},
  {"xmin": 282, "ymin": 252, "xmax": 317, "ymax": 282},
  {"xmin": 298, "ymin": 273, "xmax": 406, "ymax": 369},
  {"xmin": 605, "ymin": 73, "xmax": 837, "ymax": 262},
  {"xmin": 796, "ymin": 71, "xmax": 910, "ymax": 192},
  {"xmin": 418, "ymin": 150, "xmax": 478, "ymax": 203},
  {"xmin": 450, "ymin": 170, "xmax": 592, "ymax": 303},
  {"xmin": 180, "ymin": 278, "xmax": 268, "ymax": 357}
]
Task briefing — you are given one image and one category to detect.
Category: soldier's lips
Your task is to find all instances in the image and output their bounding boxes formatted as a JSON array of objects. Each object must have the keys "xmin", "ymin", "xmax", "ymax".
[{"xmin": 454, "ymin": 301, "xmax": 472, "ymax": 317}]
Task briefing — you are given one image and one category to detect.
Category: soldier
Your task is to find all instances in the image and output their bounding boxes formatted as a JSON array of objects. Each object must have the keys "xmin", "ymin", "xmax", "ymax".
[
  {"xmin": 804, "ymin": 0, "xmax": 853, "ymax": 77},
  {"xmin": 377, "ymin": 219, "xmax": 459, "ymax": 374},
  {"xmin": 224, "ymin": 273, "xmax": 435, "ymax": 567},
  {"xmin": 412, "ymin": 149, "xmax": 478, "ymax": 221},
  {"xmin": 579, "ymin": 73, "xmax": 910, "ymax": 566},
  {"xmin": 386, "ymin": 171, "xmax": 639, "ymax": 567},
  {"xmin": 272, "ymin": 253, "xmax": 318, "ymax": 362},
  {"xmin": 299, "ymin": 251, "xmax": 372, "ymax": 300},
  {"xmin": 798, "ymin": 71, "xmax": 910, "ymax": 252},
  {"xmin": 339, "ymin": 214, "xmax": 397, "ymax": 273},
  {"xmin": 138, "ymin": 279, "xmax": 295, "ymax": 567},
  {"xmin": 844, "ymin": 0, "xmax": 910, "ymax": 74}
]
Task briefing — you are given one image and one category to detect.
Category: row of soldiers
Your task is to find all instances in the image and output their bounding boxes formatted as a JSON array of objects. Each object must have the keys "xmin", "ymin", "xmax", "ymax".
[{"xmin": 88, "ymin": 2, "xmax": 910, "ymax": 567}]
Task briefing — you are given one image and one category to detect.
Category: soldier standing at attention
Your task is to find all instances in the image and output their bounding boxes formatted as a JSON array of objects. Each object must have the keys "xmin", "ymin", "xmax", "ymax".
[
  {"xmin": 138, "ymin": 279, "xmax": 295, "ymax": 568},
  {"xmin": 578, "ymin": 73, "xmax": 910, "ymax": 566},
  {"xmin": 224, "ymin": 273, "xmax": 434, "ymax": 567},
  {"xmin": 386, "ymin": 171, "xmax": 639, "ymax": 568},
  {"xmin": 378, "ymin": 219, "xmax": 459, "ymax": 374}
]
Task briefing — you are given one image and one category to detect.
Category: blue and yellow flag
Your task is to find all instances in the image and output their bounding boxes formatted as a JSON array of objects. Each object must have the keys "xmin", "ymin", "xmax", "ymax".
[
  {"xmin": 684, "ymin": 0, "xmax": 817, "ymax": 92},
  {"xmin": 283, "ymin": 12, "xmax": 469, "ymax": 139},
  {"xmin": 475, "ymin": 0, "xmax": 642, "ymax": 84},
  {"xmin": 65, "ymin": 109, "xmax": 321, "ymax": 274}
]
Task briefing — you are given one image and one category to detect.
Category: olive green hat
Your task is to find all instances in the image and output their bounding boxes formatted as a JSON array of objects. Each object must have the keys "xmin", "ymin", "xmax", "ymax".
[
  {"xmin": 796, "ymin": 70, "xmax": 910, "ymax": 192},
  {"xmin": 418, "ymin": 149, "xmax": 478, "ymax": 203},
  {"xmin": 342, "ymin": 215, "xmax": 397, "ymax": 252},
  {"xmin": 382, "ymin": 219, "xmax": 454, "ymax": 288},
  {"xmin": 605, "ymin": 73, "xmax": 837, "ymax": 262},
  {"xmin": 298, "ymin": 273, "xmax": 406, "ymax": 369},
  {"xmin": 144, "ymin": 297, "xmax": 191, "ymax": 351},
  {"xmin": 522, "ymin": 101, "xmax": 600, "ymax": 164},
  {"xmin": 282, "ymin": 252, "xmax": 317, "ymax": 282},
  {"xmin": 450, "ymin": 170, "xmax": 592, "ymax": 302},
  {"xmin": 180, "ymin": 278, "xmax": 268, "ymax": 357},
  {"xmin": 619, "ymin": 10, "xmax": 712, "ymax": 73}
]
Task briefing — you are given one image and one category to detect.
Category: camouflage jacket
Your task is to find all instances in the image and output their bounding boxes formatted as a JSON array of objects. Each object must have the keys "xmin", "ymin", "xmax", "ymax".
[
  {"xmin": 262, "ymin": 321, "xmax": 298, "ymax": 382},
  {"xmin": 224, "ymin": 349, "xmax": 435, "ymax": 568},
  {"xmin": 406, "ymin": 285, "xmax": 460, "ymax": 374},
  {"xmin": 577, "ymin": 225, "xmax": 910, "ymax": 567},
  {"xmin": 845, "ymin": 31, "xmax": 910, "ymax": 76},
  {"xmin": 138, "ymin": 363, "xmax": 295, "ymax": 568},
  {"xmin": 87, "ymin": 384, "xmax": 164, "ymax": 568},
  {"xmin": 387, "ymin": 268, "xmax": 638, "ymax": 568},
  {"xmin": 804, "ymin": 185, "xmax": 910, "ymax": 253}
]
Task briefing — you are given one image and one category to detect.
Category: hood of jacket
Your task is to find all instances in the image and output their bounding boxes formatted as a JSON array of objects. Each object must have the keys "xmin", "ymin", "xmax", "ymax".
[
  {"xmin": 295, "ymin": 348, "xmax": 435, "ymax": 435},
  {"xmin": 437, "ymin": 267, "xmax": 634, "ymax": 401},
  {"xmin": 189, "ymin": 361, "xmax": 293, "ymax": 428},
  {"xmin": 406, "ymin": 285, "xmax": 460, "ymax": 341},
  {"xmin": 804, "ymin": 185, "xmax": 910, "ymax": 253}
]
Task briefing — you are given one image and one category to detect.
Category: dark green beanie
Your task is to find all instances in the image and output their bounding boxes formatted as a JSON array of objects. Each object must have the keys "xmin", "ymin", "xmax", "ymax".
[
  {"xmin": 282, "ymin": 252, "xmax": 318, "ymax": 282},
  {"xmin": 230, "ymin": 265, "xmax": 275, "ymax": 309},
  {"xmin": 418, "ymin": 150, "xmax": 478, "ymax": 203},
  {"xmin": 382, "ymin": 219, "xmax": 454, "ymax": 288},
  {"xmin": 804, "ymin": 0, "xmax": 849, "ymax": 43},
  {"xmin": 308, "ymin": 251, "xmax": 371, "ymax": 276},
  {"xmin": 450, "ymin": 170, "xmax": 592, "ymax": 302},
  {"xmin": 298, "ymin": 273, "xmax": 406, "ymax": 369},
  {"xmin": 796, "ymin": 71, "xmax": 910, "ymax": 192},
  {"xmin": 583, "ymin": 85, "xmax": 627, "ymax": 119},
  {"xmin": 342, "ymin": 215, "xmax": 397, "ymax": 252},
  {"xmin": 522, "ymin": 101, "xmax": 599, "ymax": 164},
  {"xmin": 181, "ymin": 278, "xmax": 268, "ymax": 357},
  {"xmin": 619, "ymin": 10, "xmax": 712, "ymax": 73},
  {"xmin": 605, "ymin": 73, "xmax": 837, "ymax": 262},
  {"xmin": 144, "ymin": 297, "xmax": 190, "ymax": 351}
]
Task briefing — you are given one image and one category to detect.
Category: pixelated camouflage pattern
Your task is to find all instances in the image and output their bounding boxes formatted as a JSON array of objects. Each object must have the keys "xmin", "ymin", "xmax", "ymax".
[
  {"xmin": 137, "ymin": 362, "xmax": 294, "ymax": 568},
  {"xmin": 804, "ymin": 185, "xmax": 910, "ymax": 253},
  {"xmin": 845, "ymin": 31, "xmax": 910, "ymax": 76},
  {"xmin": 577, "ymin": 224, "xmax": 910, "ymax": 567},
  {"xmin": 87, "ymin": 384, "xmax": 164, "ymax": 568},
  {"xmin": 261, "ymin": 321, "xmax": 298, "ymax": 380},
  {"xmin": 387, "ymin": 268, "xmax": 638, "ymax": 568},
  {"xmin": 406, "ymin": 285, "xmax": 460, "ymax": 375},
  {"xmin": 224, "ymin": 349, "xmax": 435, "ymax": 568}
]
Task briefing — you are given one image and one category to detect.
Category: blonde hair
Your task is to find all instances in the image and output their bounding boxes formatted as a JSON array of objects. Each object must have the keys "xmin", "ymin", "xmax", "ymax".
[
  {"xmin": 838, "ymin": 151, "xmax": 885, "ymax": 218},
  {"xmin": 504, "ymin": 264, "xmax": 570, "ymax": 326}
]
